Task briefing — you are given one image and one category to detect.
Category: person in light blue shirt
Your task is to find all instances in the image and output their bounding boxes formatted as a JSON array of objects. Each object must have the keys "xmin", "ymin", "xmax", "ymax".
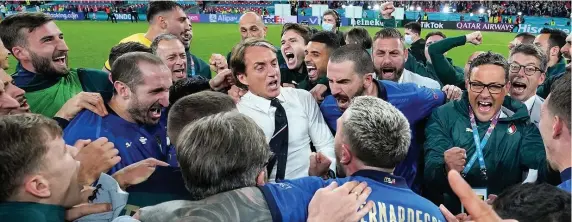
[
  {"xmin": 538, "ymin": 71, "xmax": 571, "ymax": 192},
  {"xmin": 64, "ymin": 52, "xmax": 176, "ymax": 174}
]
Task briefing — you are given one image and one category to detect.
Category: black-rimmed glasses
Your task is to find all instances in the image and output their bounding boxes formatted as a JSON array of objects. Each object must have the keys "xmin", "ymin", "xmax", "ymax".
[
  {"xmin": 468, "ymin": 81, "xmax": 506, "ymax": 94},
  {"xmin": 509, "ymin": 63, "xmax": 542, "ymax": 76}
]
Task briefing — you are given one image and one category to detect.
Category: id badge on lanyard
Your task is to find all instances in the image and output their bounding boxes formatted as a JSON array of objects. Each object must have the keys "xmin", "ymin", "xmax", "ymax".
[{"xmin": 461, "ymin": 106, "xmax": 500, "ymax": 181}]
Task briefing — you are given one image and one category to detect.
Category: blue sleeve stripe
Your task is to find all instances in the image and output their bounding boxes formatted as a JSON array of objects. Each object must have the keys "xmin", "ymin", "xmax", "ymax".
[{"xmin": 258, "ymin": 186, "xmax": 283, "ymax": 222}]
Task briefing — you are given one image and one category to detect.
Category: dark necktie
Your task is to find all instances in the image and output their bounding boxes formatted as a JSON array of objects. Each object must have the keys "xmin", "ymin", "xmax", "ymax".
[{"xmin": 267, "ymin": 98, "xmax": 289, "ymax": 181}]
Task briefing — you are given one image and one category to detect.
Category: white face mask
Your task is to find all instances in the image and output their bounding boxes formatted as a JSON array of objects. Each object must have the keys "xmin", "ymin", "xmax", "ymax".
[
  {"xmin": 322, "ymin": 23, "xmax": 334, "ymax": 31},
  {"xmin": 404, "ymin": 34, "xmax": 414, "ymax": 45}
]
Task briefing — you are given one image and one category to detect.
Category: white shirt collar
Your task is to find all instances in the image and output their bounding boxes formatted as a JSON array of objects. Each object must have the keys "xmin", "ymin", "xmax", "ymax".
[
  {"xmin": 398, "ymin": 69, "xmax": 409, "ymax": 83},
  {"xmin": 523, "ymin": 95, "xmax": 536, "ymax": 112},
  {"xmin": 242, "ymin": 89, "xmax": 286, "ymax": 114}
]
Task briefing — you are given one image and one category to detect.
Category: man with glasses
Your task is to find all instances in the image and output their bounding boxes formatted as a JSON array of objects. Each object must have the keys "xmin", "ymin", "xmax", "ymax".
[
  {"xmin": 424, "ymin": 52, "xmax": 555, "ymax": 214},
  {"xmin": 508, "ymin": 44, "xmax": 547, "ymax": 127}
]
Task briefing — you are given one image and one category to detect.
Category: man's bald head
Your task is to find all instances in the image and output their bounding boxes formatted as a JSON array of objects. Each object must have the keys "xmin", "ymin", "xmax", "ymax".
[
  {"xmin": 238, "ymin": 12, "xmax": 267, "ymax": 40},
  {"xmin": 464, "ymin": 51, "xmax": 485, "ymax": 79}
]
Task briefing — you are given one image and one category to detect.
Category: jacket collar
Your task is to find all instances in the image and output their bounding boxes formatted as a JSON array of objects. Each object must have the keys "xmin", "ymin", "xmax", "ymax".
[{"xmin": 547, "ymin": 57, "xmax": 566, "ymax": 77}]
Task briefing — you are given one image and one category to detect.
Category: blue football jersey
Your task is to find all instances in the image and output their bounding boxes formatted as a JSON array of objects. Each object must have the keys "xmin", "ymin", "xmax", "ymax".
[
  {"xmin": 63, "ymin": 107, "xmax": 177, "ymax": 174},
  {"xmin": 260, "ymin": 170, "xmax": 446, "ymax": 222},
  {"xmin": 320, "ymin": 80, "xmax": 445, "ymax": 192}
]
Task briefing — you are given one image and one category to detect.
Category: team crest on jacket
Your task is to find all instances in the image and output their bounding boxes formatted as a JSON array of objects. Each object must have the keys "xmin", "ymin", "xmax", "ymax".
[{"xmin": 508, "ymin": 123, "xmax": 517, "ymax": 135}]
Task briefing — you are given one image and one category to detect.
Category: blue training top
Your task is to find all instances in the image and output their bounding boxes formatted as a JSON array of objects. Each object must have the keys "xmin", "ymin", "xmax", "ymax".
[
  {"xmin": 63, "ymin": 105, "xmax": 177, "ymax": 174},
  {"xmin": 320, "ymin": 80, "xmax": 445, "ymax": 192},
  {"xmin": 260, "ymin": 170, "xmax": 446, "ymax": 222}
]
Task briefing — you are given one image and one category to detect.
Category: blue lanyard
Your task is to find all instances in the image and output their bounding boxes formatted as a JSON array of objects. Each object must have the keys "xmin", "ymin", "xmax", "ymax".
[{"xmin": 461, "ymin": 106, "xmax": 500, "ymax": 180}]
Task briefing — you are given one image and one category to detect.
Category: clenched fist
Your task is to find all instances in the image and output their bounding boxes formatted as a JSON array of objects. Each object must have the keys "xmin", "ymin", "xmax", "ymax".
[
  {"xmin": 380, "ymin": 2, "xmax": 395, "ymax": 19},
  {"xmin": 444, "ymin": 147, "xmax": 466, "ymax": 173},
  {"xmin": 465, "ymin": 31, "xmax": 483, "ymax": 45}
]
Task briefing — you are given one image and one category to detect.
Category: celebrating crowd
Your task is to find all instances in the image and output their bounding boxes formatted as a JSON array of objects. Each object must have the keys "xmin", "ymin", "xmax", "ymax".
[{"xmin": 0, "ymin": 1, "xmax": 570, "ymax": 222}]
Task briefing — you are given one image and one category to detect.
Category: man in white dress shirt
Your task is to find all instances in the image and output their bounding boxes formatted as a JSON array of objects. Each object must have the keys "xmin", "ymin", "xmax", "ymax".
[
  {"xmin": 508, "ymin": 44, "xmax": 547, "ymax": 127},
  {"xmin": 230, "ymin": 38, "xmax": 335, "ymax": 181},
  {"xmin": 372, "ymin": 28, "xmax": 441, "ymax": 89},
  {"xmin": 508, "ymin": 43, "xmax": 548, "ymax": 183}
]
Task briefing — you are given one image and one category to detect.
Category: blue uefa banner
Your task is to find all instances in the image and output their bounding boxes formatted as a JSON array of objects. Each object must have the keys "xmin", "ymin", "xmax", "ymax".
[
  {"xmin": 200, "ymin": 14, "xmax": 241, "ymax": 23},
  {"xmin": 297, "ymin": 15, "xmax": 320, "ymax": 25}
]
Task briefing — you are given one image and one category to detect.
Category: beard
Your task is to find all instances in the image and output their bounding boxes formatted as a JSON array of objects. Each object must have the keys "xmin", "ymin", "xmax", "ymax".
[
  {"xmin": 336, "ymin": 161, "xmax": 347, "ymax": 178},
  {"xmin": 126, "ymin": 93, "xmax": 162, "ymax": 126},
  {"xmin": 30, "ymin": 50, "xmax": 69, "ymax": 76},
  {"xmin": 375, "ymin": 65, "xmax": 405, "ymax": 82}
]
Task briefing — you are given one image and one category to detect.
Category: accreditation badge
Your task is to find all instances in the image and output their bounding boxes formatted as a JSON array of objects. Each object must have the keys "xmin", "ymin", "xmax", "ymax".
[{"xmin": 461, "ymin": 188, "xmax": 487, "ymax": 213}]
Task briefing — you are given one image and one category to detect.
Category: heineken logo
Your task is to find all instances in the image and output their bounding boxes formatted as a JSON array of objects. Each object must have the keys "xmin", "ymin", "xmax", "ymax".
[{"xmin": 355, "ymin": 18, "xmax": 384, "ymax": 27}]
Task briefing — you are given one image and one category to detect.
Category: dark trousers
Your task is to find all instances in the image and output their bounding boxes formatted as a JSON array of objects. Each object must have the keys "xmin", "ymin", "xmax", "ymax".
[
  {"xmin": 130, "ymin": 12, "xmax": 138, "ymax": 23},
  {"xmin": 107, "ymin": 13, "xmax": 117, "ymax": 23}
]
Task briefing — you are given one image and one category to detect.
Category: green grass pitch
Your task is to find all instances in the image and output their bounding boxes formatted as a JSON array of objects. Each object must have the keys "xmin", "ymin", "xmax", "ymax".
[{"xmin": 6, "ymin": 20, "xmax": 516, "ymax": 76}]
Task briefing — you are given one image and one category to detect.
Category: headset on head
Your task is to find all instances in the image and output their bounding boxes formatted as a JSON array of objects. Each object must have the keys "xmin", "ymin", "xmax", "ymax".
[{"xmin": 324, "ymin": 9, "xmax": 341, "ymax": 28}]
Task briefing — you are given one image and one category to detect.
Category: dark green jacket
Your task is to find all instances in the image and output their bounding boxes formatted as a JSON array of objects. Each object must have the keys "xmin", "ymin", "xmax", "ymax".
[
  {"xmin": 537, "ymin": 71, "xmax": 566, "ymax": 99},
  {"xmin": 281, "ymin": 65, "xmax": 308, "ymax": 87},
  {"xmin": 409, "ymin": 38, "xmax": 427, "ymax": 65},
  {"xmin": 424, "ymin": 92, "xmax": 554, "ymax": 213},
  {"xmin": 380, "ymin": 16, "xmax": 397, "ymax": 28},
  {"xmin": 0, "ymin": 202, "xmax": 65, "ymax": 222},
  {"xmin": 428, "ymin": 35, "xmax": 467, "ymax": 88},
  {"xmin": 187, "ymin": 52, "xmax": 212, "ymax": 79},
  {"xmin": 537, "ymin": 58, "xmax": 567, "ymax": 98},
  {"xmin": 546, "ymin": 57, "xmax": 567, "ymax": 79}
]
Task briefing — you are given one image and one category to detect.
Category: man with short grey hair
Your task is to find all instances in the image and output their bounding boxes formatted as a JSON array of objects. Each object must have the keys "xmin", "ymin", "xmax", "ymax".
[
  {"xmin": 151, "ymin": 34, "xmax": 188, "ymax": 82},
  {"xmin": 177, "ymin": 111, "xmax": 270, "ymax": 200}
]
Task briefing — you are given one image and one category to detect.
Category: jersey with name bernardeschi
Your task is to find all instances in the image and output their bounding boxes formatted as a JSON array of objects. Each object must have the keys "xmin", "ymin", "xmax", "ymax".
[{"xmin": 260, "ymin": 170, "xmax": 446, "ymax": 222}]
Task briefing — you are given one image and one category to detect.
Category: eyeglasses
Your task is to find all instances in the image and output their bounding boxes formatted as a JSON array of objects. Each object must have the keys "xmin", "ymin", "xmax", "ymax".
[
  {"xmin": 468, "ymin": 81, "xmax": 506, "ymax": 94},
  {"xmin": 509, "ymin": 63, "xmax": 542, "ymax": 76}
]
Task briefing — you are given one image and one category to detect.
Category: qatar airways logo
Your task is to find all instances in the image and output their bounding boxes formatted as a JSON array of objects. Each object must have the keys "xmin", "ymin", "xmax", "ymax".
[{"xmin": 456, "ymin": 22, "xmax": 515, "ymax": 32}]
